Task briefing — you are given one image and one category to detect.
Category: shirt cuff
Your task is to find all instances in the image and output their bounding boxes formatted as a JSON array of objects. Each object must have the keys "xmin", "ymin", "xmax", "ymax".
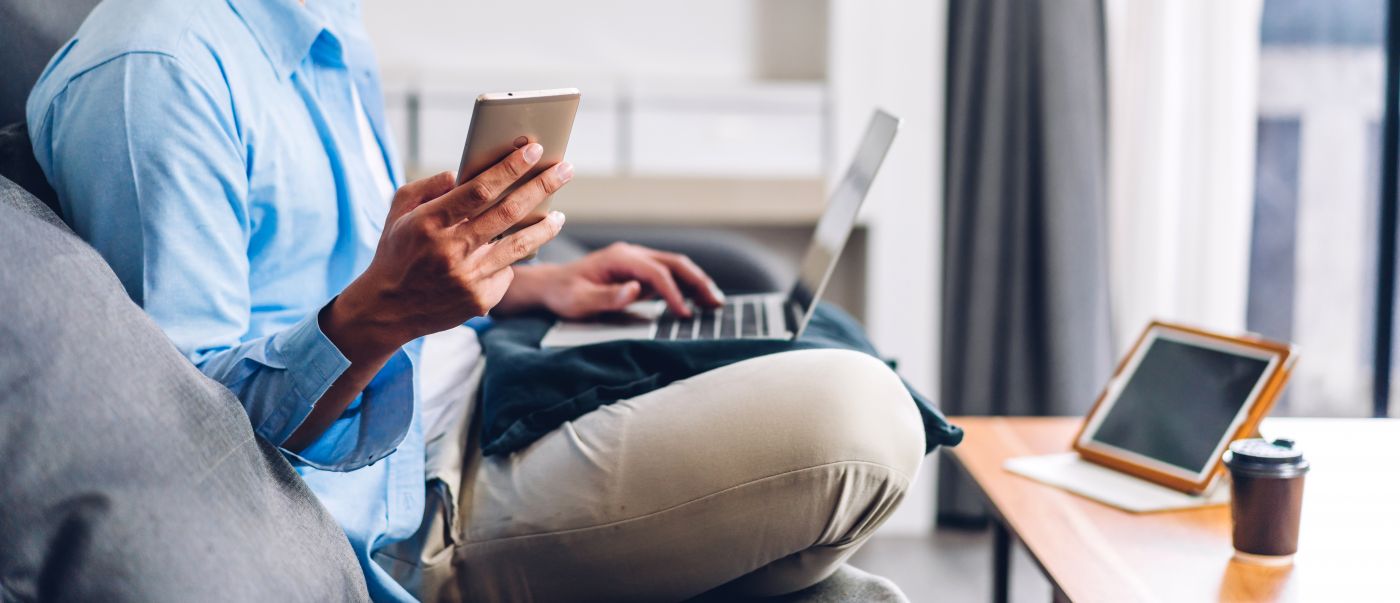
[
  {"xmin": 281, "ymin": 347, "xmax": 416, "ymax": 471},
  {"xmin": 255, "ymin": 311, "xmax": 352, "ymax": 445}
]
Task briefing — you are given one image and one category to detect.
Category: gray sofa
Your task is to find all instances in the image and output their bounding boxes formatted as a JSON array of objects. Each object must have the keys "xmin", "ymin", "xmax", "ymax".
[{"xmin": 0, "ymin": 173, "xmax": 372, "ymax": 600}]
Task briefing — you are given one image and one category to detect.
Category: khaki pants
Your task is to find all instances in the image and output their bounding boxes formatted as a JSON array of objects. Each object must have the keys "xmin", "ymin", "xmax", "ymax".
[{"xmin": 377, "ymin": 349, "xmax": 925, "ymax": 603}]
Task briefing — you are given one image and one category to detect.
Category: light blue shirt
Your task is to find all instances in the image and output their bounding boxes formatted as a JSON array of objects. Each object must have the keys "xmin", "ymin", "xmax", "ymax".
[{"xmin": 28, "ymin": 0, "xmax": 428, "ymax": 599}]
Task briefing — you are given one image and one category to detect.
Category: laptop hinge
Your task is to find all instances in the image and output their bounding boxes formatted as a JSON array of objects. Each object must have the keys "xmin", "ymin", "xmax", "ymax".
[{"xmin": 786, "ymin": 301, "xmax": 803, "ymax": 338}]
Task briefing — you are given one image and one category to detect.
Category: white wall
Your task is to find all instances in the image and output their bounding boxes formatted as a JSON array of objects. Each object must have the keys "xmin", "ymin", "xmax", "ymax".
[
  {"xmin": 363, "ymin": 0, "xmax": 825, "ymax": 83},
  {"xmin": 829, "ymin": 0, "xmax": 944, "ymax": 535}
]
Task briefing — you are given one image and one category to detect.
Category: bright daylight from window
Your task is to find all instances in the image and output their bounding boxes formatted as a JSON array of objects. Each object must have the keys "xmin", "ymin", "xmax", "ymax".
[{"xmin": 1249, "ymin": 0, "xmax": 1387, "ymax": 417}]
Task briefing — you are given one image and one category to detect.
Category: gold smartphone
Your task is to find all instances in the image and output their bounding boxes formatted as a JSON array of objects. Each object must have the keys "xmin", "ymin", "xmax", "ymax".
[{"xmin": 455, "ymin": 88, "xmax": 580, "ymax": 234}]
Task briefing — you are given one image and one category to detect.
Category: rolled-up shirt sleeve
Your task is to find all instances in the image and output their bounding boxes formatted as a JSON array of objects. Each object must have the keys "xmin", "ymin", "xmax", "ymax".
[
  {"xmin": 29, "ymin": 52, "xmax": 409, "ymax": 471},
  {"xmin": 195, "ymin": 313, "xmax": 416, "ymax": 471}
]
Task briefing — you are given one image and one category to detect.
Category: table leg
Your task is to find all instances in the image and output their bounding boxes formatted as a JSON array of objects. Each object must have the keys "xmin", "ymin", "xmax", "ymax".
[{"xmin": 993, "ymin": 520, "xmax": 1011, "ymax": 603}]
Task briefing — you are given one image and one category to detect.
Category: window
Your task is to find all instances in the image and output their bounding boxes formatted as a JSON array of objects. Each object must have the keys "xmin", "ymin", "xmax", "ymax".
[{"xmin": 1248, "ymin": 0, "xmax": 1387, "ymax": 416}]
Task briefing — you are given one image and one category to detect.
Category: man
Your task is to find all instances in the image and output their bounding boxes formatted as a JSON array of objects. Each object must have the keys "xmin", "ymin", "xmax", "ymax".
[{"xmin": 27, "ymin": 0, "xmax": 924, "ymax": 600}]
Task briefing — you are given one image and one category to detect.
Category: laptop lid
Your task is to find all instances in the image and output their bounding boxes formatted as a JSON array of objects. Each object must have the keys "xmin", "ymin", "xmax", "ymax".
[{"xmin": 787, "ymin": 109, "xmax": 901, "ymax": 337}]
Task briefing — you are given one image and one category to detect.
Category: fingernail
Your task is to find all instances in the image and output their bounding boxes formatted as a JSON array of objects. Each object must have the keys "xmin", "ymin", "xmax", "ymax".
[
  {"xmin": 555, "ymin": 161, "xmax": 574, "ymax": 183},
  {"xmin": 618, "ymin": 281, "xmax": 638, "ymax": 304},
  {"xmin": 523, "ymin": 143, "xmax": 543, "ymax": 163},
  {"xmin": 707, "ymin": 280, "xmax": 726, "ymax": 304},
  {"xmin": 547, "ymin": 210, "xmax": 566, "ymax": 226}
]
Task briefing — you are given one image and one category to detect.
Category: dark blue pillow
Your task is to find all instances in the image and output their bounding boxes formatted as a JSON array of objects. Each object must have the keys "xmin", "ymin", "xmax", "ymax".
[{"xmin": 477, "ymin": 303, "xmax": 964, "ymax": 457}]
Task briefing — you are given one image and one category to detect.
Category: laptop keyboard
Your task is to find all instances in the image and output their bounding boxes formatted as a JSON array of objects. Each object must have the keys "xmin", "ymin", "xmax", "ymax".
[{"xmin": 655, "ymin": 298, "xmax": 768, "ymax": 341}]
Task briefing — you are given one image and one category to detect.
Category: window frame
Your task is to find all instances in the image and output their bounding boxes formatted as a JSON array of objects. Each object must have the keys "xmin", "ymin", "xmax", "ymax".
[{"xmin": 1374, "ymin": 0, "xmax": 1400, "ymax": 418}]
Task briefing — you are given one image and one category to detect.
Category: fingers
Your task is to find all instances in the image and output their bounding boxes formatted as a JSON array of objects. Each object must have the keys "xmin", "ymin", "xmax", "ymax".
[
  {"xmin": 647, "ymin": 250, "xmax": 725, "ymax": 308},
  {"xmin": 465, "ymin": 161, "xmax": 574, "ymax": 243},
  {"xmin": 473, "ymin": 266, "xmax": 516, "ymax": 315},
  {"xmin": 388, "ymin": 171, "xmax": 455, "ymax": 224},
  {"xmin": 399, "ymin": 170, "xmax": 457, "ymax": 200},
  {"xmin": 569, "ymin": 280, "xmax": 642, "ymax": 317},
  {"xmin": 623, "ymin": 255, "xmax": 690, "ymax": 317},
  {"xmin": 478, "ymin": 210, "xmax": 567, "ymax": 274},
  {"xmin": 425, "ymin": 143, "xmax": 544, "ymax": 225}
]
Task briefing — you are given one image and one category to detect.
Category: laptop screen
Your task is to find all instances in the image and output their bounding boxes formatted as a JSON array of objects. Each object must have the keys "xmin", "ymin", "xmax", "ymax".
[{"xmin": 788, "ymin": 110, "xmax": 900, "ymax": 334}]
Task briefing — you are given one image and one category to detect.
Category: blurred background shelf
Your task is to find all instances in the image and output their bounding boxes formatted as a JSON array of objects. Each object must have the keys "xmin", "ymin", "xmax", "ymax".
[
  {"xmin": 387, "ymin": 81, "xmax": 829, "ymax": 189},
  {"xmin": 439, "ymin": 176, "xmax": 829, "ymax": 226}
]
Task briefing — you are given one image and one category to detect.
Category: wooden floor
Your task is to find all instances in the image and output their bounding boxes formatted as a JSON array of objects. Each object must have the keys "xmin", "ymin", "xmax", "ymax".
[{"xmin": 851, "ymin": 529, "xmax": 1050, "ymax": 602}]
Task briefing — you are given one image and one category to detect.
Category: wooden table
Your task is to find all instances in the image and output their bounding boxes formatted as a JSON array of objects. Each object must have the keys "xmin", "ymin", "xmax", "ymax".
[{"xmin": 945, "ymin": 417, "xmax": 1400, "ymax": 602}]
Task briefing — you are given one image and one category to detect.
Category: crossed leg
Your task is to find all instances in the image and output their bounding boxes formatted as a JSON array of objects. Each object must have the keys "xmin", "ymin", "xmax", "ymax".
[{"xmin": 446, "ymin": 349, "xmax": 926, "ymax": 602}]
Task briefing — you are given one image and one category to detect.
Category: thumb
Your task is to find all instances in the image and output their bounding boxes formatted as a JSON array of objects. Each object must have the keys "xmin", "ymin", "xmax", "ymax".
[
  {"xmin": 388, "ymin": 171, "xmax": 454, "ymax": 224},
  {"xmin": 576, "ymin": 280, "xmax": 642, "ymax": 314}
]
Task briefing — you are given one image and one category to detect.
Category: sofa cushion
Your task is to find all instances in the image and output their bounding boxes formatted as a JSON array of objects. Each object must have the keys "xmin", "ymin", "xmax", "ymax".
[
  {"xmin": 0, "ymin": 122, "xmax": 61, "ymax": 222},
  {"xmin": 0, "ymin": 175, "xmax": 368, "ymax": 602}
]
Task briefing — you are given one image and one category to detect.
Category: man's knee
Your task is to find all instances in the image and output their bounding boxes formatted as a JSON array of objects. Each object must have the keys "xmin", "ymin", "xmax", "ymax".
[{"xmin": 758, "ymin": 349, "xmax": 925, "ymax": 481}]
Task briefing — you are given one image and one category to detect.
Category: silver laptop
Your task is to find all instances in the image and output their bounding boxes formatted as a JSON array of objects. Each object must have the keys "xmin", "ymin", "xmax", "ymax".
[{"xmin": 540, "ymin": 109, "xmax": 901, "ymax": 348}]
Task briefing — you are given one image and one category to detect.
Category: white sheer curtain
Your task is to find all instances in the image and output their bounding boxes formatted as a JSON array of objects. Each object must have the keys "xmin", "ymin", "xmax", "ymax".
[{"xmin": 1103, "ymin": 0, "xmax": 1265, "ymax": 353}]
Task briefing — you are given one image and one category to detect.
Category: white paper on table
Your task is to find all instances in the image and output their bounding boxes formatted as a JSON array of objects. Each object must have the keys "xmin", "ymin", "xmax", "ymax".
[{"xmin": 1004, "ymin": 452, "xmax": 1230, "ymax": 513}]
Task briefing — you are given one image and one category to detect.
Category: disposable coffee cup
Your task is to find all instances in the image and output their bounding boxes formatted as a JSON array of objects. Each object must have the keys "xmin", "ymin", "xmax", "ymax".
[{"xmin": 1223, "ymin": 438, "xmax": 1309, "ymax": 565}]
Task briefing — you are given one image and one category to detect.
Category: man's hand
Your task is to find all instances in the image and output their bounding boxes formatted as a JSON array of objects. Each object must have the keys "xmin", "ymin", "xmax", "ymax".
[
  {"xmin": 285, "ymin": 144, "xmax": 572, "ymax": 451},
  {"xmin": 330, "ymin": 143, "xmax": 572, "ymax": 353},
  {"xmin": 498, "ymin": 242, "xmax": 726, "ymax": 319}
]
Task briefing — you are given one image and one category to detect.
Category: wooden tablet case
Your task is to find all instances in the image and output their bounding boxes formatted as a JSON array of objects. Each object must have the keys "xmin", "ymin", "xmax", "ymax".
[{"xmin": 1071, "ymin": 321, "xmax": 1297, "ymax": 495}]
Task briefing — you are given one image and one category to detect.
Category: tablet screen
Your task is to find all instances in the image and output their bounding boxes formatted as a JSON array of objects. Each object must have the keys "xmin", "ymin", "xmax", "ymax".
[{"xmin": 1089, "ymin": 335, "xmax": 1273, "ymax": 475}]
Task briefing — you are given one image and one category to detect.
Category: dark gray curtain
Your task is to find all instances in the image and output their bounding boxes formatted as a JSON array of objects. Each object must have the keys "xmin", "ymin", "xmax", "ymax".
[{"xmin": 938, "ymin": 0, "xmax": 1114, "ymax": 522}]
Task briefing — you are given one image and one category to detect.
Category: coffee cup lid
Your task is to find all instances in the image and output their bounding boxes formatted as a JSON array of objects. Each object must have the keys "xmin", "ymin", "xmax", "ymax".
[{"xmin": 1224, "ymin": 438, "xmax": 1310, "ymax": 478}]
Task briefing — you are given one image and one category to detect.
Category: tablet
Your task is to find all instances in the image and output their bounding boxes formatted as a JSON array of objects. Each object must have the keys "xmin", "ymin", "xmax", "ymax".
[{"xmin": 1072, "ymin": 321, "xmax": 1297, "ymax": 494}]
